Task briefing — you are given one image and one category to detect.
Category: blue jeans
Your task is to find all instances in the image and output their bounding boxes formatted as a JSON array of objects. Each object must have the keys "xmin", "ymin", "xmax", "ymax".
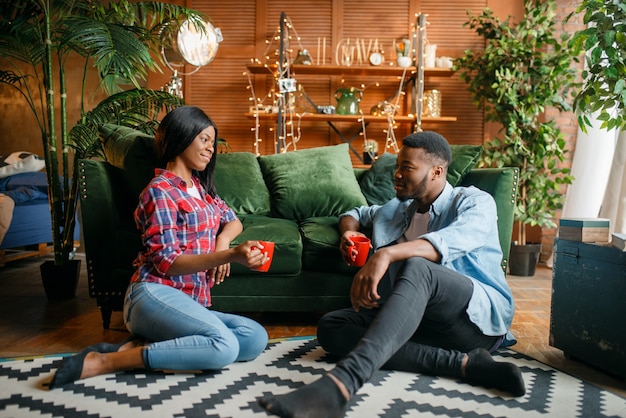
[
  {"xmin": 124, "ymin": 281, "xmax": 268, "ymax": 371},
  {"xmin": 318, "ymin": 257, "xmax": 501, "ymax": 396}
]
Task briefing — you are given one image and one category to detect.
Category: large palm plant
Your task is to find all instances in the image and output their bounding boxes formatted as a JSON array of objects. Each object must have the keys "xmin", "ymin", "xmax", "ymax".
[{"xmin": 0, "ymin": 0, "xmax": 204, "ymax": 267}]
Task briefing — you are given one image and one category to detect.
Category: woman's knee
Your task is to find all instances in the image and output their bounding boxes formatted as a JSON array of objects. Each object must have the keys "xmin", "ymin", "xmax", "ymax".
[
  {"xmin": 236, "ymin": 321, "xmax": 268, "ymax": 362},
  {"xmin": 212, "ymin": 312, "xmax": 268, "ymax": 361},
  {"xmin": 208, "ymin": 334, "xmax": 241, "ymax": 368}
]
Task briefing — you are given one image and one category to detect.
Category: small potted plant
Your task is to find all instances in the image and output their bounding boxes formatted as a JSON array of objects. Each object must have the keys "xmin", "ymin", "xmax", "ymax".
[
  {"xmin": 396, "ymin": 39, "xmax": 412, "ymax": 68},
  {"xmin": 363, "ymin": 139, "xmax": 379, "ymax": 164}
]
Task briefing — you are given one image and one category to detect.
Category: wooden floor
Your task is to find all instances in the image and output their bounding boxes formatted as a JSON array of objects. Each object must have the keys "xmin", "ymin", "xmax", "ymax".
[{"xmin": 1, "ymin": 252, "xmax": 624, "ymax": 398}]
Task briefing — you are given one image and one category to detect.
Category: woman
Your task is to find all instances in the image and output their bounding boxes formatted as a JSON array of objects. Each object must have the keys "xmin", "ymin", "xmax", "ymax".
[{"xmin": 50, "ymin": 106, "xmax": 269, "ymax": 388}]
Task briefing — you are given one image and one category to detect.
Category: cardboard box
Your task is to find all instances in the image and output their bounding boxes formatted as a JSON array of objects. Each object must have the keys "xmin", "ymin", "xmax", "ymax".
[{"xmin": 558, "ymin": 218, "xmax": 610, "ymax": 243}]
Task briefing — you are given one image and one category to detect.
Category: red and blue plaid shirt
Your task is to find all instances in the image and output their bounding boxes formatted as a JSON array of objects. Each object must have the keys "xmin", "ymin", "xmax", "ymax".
[{"xmin": 131, "ymin": 169, "xmax": 238, "ymax": 306}]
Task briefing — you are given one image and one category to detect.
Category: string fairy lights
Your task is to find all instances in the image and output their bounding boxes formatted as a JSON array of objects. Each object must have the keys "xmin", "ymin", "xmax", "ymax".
[
  {"xmin": 247, "ymin": 13, "xmax": 307, "ymax": 154},
  {"xmin": 247, "ymin": 12, "xmax": 430, "ymax": 159}
]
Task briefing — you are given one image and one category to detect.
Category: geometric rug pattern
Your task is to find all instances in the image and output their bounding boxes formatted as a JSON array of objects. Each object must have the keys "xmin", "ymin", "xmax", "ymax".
[{"xmin": 0, "ymin": 337, "xmax": 625, "ymax": 418}]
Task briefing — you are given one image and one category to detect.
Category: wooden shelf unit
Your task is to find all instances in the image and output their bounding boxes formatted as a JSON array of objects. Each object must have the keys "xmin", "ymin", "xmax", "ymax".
[
  {"xmin": 244, "ymin": 112, "xmax": 456, "ymax": 124},
  {"xmin": 246, "ymin": 13, "xmax": 457, "ymax": 162},
  {"xmin": 246, "ymin": 63, "xmax": 455, "ymax": 78}
]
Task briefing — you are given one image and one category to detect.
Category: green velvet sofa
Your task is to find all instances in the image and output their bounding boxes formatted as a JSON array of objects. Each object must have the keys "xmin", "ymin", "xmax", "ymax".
[{"xmin": 78, "ymin": 125, "xmax": 519, "ymax": 328}]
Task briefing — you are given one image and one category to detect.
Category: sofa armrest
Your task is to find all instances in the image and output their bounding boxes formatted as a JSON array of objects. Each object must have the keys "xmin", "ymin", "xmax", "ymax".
[
  {"xmin": 78, "ymin": 159, "xmax": 140, "ymax": 297},
  {"xmin": 460, "ymin": 168, "xmax": 519, "ymax": 273}
]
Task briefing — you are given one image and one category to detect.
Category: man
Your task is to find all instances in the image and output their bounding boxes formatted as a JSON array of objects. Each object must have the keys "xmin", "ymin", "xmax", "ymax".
[{"xmin": 259, "ymin": 131, "xmax": 525, "ymax": 418}]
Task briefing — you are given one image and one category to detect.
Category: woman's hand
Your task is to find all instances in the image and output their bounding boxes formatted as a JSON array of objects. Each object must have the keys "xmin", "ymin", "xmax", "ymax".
[
  {"xmin": 233, "ymin": 240, "xmax": 270, "ymax": 269},
  {"xmin": 210, "ymin": 219, "xmax": 243, "ymax": 285},
  {"xmin": 211, "ymin": 240, "xmax": 232, "ymax": 285},
  {"xmin": 340, "ymin": 231, "xmax": 369, "ymax": 265},
  {"xmin": 349, "ymin": 250, "xmax": 390, "ymax": 311}
]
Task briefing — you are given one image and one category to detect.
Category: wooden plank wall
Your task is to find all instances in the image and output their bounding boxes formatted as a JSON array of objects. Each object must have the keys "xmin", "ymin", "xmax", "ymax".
[{"xmin": 169, "ymin": 0, "xmax": 488, "ymax": 162}]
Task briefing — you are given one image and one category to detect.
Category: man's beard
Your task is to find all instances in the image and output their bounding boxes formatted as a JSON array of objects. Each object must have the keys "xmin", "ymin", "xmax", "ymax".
[{"xmin": 395, "ymin": 172, "xmax": 429, "ymax": 202}]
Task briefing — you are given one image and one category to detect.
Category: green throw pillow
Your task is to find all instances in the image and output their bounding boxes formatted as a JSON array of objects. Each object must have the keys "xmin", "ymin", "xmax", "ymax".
[
  {"xmin": 358, "ymin": 145, "xmax": 483, "ymax": 206},
  {"xmin": 99, "ymin": 123, "xmax": 161, "ymax": 198},
  {"xmin": 448, "ymin": 144, "xmax": 483, "ymax": 186},
  {"xmin": 214, "ymin": 152, "xmax": 271, "ymax": 216},
  {"xmin": 358, "ymin": 152, "xmax": 397, "ymax": 206},
  {"xmin": 258, "ymin": 144, "xmax": 367, "ymax": 220}
]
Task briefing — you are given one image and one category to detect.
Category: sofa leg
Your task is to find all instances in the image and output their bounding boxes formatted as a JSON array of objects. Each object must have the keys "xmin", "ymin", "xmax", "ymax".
[{"xmin": 100, "ymin": 305, "xmax": 113, "ymax": 329}]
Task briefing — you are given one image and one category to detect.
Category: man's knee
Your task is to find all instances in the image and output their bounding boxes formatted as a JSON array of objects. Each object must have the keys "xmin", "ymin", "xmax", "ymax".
[
  {"xmin": 403, "ymin": 256, "xmax": 433, "ymax": 272},
  {"xmin": 317, "ymin": 311, "xmax": 342, "ymax": 352},
  {"xmin": 317, "ymin": 310, "xmax": 362, "ymax": 357},
  {"xmin": 395, "ymin": 257, "xmax": 436, "ymax": 285}
]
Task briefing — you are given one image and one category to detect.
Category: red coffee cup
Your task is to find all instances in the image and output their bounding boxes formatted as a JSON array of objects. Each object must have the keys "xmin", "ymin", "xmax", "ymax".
[
  {"xmin": 348, "ymin": 236, "xmax": 371, "ymax": 267},
  {"xmin": 252, "ymin": 241, "xmax": 274, "ymax": 272}
]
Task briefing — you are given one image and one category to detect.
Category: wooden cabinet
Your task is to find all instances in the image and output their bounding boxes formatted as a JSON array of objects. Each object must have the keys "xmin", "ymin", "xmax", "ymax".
[{"xmin": 550, "ymin": 238, "xmax": 626, "ymax": 379}]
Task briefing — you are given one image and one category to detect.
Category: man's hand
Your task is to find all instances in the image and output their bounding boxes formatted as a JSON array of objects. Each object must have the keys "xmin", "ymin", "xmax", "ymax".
[
  {"xmin": 340, "ymin": 231, "xmax": 369, "ymax": 265},
  {"xmin": 350, "ymin": 250, "xmax": 390, "ymax": 311}
]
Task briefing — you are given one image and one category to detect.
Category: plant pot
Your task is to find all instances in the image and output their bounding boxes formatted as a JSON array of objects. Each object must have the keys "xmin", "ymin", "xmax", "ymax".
[
  {"xmin": 363, "ymin": 152, "xmax": 377, "ymax": 165},
  {"xmin": 40, "ymin": 259, "xmax": 81, "ymax": 299},
  {"xmin": 508, "ymin": 243, "xmax": 541, "ymax": 276}
]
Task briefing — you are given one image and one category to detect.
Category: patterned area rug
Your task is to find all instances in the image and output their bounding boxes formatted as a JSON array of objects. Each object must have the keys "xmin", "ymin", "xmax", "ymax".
[{"xmin": 1, "ymin": 337, "xmax": 625, "ymax": 418}]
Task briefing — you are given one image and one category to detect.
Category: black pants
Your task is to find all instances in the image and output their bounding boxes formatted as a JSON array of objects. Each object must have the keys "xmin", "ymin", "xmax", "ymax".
[{"xmin": 317, "ymin": 257, "xmax": 501, "ymax": 396}]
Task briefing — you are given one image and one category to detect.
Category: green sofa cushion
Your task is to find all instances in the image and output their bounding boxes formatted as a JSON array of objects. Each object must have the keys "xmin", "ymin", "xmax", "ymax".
[
  {"xmin": 214, "ymin": 152, "xmax": 271, "ymax": 216},
  {"xmin": 99, "ymin": 123, "xmax": 161, "ymax": 199},
  {"xmin": 229, "ymin": 214, "xmax": 302, "ymax": 275},
  {"xmin": 359, "ymin": 145, "xmax": 483, "ymax": 206},
  {"xmin": 258, "ymin": 144, "xmax": 367, "ymax": 220},
  {"xmin": 300, "ymin": 216, "xmax": 357, "ymax": 274}
]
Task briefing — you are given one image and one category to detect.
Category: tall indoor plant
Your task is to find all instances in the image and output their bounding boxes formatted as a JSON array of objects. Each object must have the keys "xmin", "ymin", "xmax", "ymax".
[
  {"xmin": 0, "ymin": 0, "xmax": 203, "ymax": 297},
  {"xmin": 454, "ymin": 0, "xmax": 579, "ymax": 275}
]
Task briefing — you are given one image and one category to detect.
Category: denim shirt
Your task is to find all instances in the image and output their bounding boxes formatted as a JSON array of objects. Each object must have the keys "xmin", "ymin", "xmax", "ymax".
[{"xmin": 341, "ymin": 182, "xmax": 515, "ymax": 341}]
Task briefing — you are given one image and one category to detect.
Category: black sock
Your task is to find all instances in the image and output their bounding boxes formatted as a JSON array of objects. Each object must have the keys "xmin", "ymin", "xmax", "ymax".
[
  {"xmin": 465, "ymin": 348, "xmax": 526, "ymax": 397},
  {"xmin": 49, "ymin": 348, "xmax": 93, "ymax": 389},
  {"xmin": 258, "ymin": 375, "xmax": 348, "ymax": 418}
]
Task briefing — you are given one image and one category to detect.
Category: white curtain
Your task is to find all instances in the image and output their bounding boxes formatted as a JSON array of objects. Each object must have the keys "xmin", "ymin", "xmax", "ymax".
[
  {"xmin": 598, "ymin": 130, "xmax": 626, "ymax": 234},
  {"xmin": 546, "ymin": 117, "xmax": 624, "ymax": 267},
  {"xmin": 561, "ymin": 118, "xmax": 619, "ymax": 221}
]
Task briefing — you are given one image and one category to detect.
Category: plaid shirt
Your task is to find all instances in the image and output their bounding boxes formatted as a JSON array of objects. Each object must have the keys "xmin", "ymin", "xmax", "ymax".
[{"xmin": 131, "ymin": 169, "xmax": 238, "ymax": 306}]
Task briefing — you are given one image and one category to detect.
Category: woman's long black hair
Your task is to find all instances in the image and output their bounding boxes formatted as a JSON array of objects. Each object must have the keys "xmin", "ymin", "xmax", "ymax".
[{"xmin": 154, "ymin": 106, "xmax": 219, "ymax": 197}]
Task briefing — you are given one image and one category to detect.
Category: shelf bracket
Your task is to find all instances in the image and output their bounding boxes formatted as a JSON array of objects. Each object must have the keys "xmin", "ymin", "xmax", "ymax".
[{"xmin": 327, "ymin": 121, "xmax": 368, "ymax": 163}]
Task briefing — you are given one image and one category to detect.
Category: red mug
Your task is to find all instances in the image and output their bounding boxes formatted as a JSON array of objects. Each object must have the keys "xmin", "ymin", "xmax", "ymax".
[
  {"xmin": 251, "ymin": 241, "xmax": 274, "ymax": 272},
  {"xmin": 348, "ymin": 236, "xmax": 371, "ymax": 267}
]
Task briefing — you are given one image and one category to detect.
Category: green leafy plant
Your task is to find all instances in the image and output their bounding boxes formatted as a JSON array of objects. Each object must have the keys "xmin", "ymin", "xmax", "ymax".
[
  {"xmin": 566, "ymin": 0, "xmax": 626, "ymax": 133},
  {"xmin": 454, "ymin": 0, "xmax": 579, "ymax": 245},
  {"xmin": 0, "ymin": 0, "xmax": 204, "ymax": 267}
]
